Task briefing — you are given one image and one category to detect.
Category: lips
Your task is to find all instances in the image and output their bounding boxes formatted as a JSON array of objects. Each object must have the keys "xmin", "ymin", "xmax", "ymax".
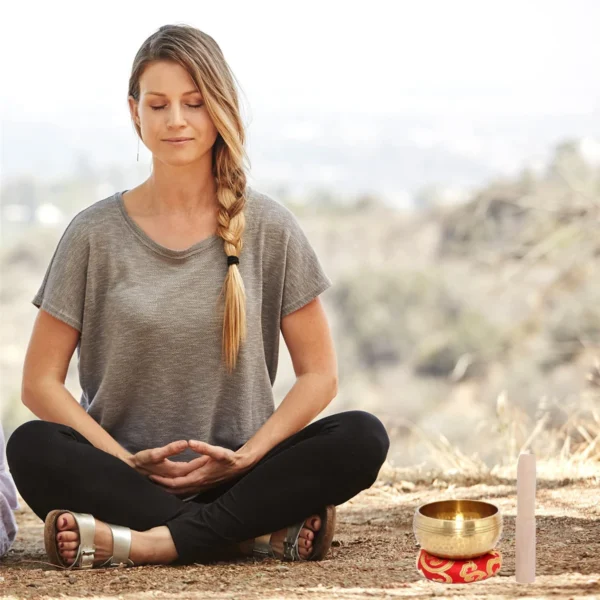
[
  {"xmin": 164, "ymin": 138, "xmax": 194, "ymax": 146},
  {"xmin": 164, "ymin": 138, "xmax": 193, "ymax": 142}
]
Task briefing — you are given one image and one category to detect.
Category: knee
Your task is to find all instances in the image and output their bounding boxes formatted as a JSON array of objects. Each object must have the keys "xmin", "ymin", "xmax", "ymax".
[
  {"xmin": 6, "ymin": 420, "xmax": 53, "ymax": 473},
  {"xmin": 336, "ymin": 410, "xmax": 390, "ymax": 468}
]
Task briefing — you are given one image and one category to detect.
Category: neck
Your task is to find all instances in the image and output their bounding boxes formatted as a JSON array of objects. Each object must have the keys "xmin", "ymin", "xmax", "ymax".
[{"xmin": 142, "ymin": 173, "xmax": 219, "ymax": 218}]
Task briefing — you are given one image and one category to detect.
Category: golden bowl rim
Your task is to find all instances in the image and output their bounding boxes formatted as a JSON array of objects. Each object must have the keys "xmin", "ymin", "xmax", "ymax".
[{"xmin": 414, "ymin": 498, "xmax": 501, "ymax": 524}]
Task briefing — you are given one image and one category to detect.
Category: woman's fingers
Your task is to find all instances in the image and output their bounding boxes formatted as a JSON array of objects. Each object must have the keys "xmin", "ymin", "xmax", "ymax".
[
  {"xmin": 183, "ymin": 455, "xmax": 211, "ymax": 471},
  {"xmin": 149, "ymin": 474, "xmax": 183, "ymax": 487},
  {"xmin": 150, "ymin": 473, "xmax": 196, "ymax": 488},
  {"xmin": 189, "ymin": 440, "xmax": 235, "ymax": 463},
  {"xmin": 135, "ymin": 441, "xmax": 189, "ymax": 466},
  {"xmin": 156, "ymin": 441, "xmax": 189, "ymax": 461},
  {"xmin": 161, "ymin": 455, "xmax": 210, "ymax": 477}
]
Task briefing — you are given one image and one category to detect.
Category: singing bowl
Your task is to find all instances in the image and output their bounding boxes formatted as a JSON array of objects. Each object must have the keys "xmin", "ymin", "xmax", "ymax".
[{"xmin": 413, "ymin": 499, "xmax": 502, "ymax": 559}]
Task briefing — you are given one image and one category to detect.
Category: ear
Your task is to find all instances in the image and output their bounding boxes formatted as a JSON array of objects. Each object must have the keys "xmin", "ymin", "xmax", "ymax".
[{"xmin": 128, "ymin": 96, "xmax": 140, "ymax": 126}]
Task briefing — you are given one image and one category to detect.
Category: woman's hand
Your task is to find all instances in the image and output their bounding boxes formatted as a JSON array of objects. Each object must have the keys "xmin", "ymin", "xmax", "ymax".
[
  {"xmin": 147, "ymin": 440, "xmax": 254, "ymax": 496},
  {"xmin": 124, "ymin": 440, "xmax": 210, "ymax": 479}
]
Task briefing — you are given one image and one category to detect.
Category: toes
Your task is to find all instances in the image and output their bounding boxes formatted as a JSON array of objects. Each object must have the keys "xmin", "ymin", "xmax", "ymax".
[
  {"xmin": 298, "ymin": 537, "xmax": 312, "ymax": 552},
  {"xmin": 57, "ymin": 531, "xmax": 78, "ymax": 542},
  {"xmin": 57, "ymin": 512, "xmax": 76, "ymax": 531},
  {"xmin": 56, "ymin": 513, "xmax": 79, "ymax": 562},
  {"xmin": 60, "ymin": 541, "xmax": 79, "ymax": 551},
  {"xmin": 296, "ymin": 533, "xmax": 313, "ymax": 559},
  {"xmin": 306, "ymin": 515, "xmax": 321, "ymax": 531},
  {"xmin": 299, "ymin": 542, "xmax": 311, "ymax": 558},
  {"xmin": 299, "ymin": 529, "xmax": 313, "ymax": 541}
]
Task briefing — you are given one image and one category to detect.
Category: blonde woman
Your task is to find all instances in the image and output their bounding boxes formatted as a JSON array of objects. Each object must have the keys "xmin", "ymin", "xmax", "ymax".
[{"xmin": 7, "ymin": 24, "xmax": 389, "ymax": 570}]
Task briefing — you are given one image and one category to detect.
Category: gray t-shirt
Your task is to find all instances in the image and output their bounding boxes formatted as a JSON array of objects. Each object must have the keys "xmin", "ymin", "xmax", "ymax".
[{"xmin": 32, "ymin": 187, "xmax": 332, "ymax": 462}]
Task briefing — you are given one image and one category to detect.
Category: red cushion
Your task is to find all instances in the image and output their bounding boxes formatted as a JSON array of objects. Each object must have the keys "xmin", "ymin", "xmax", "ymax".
[{"xmin": 416, "ymin": 548, "xmax": 502, "ymax": 584}]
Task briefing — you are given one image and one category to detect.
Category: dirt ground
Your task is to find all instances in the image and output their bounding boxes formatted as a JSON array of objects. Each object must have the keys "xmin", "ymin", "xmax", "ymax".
[{"xmin": 2, "ymin": 467, "xmax": 600, "ymax": 600}]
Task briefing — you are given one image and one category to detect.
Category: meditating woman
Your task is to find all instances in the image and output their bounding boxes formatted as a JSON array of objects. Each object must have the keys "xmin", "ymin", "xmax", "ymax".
[{"xmin": 6, "ymin": 23, "xmax": 390, "ymax": 570}]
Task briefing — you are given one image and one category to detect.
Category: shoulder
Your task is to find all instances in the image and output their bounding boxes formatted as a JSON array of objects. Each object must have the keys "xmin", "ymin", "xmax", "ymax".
[
  {"xmin": 246, "ymin": 186, "xmax": 303, "ymax": 238},
  {"xmin": 57, "ymin": 192, "xmax": 121, "ymax": 242}
]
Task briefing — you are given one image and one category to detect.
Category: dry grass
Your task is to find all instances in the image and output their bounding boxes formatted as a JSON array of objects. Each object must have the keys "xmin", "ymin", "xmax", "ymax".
[{"xmin": 379, "ymin": 382, "xmax": 600, "ymax": 488}]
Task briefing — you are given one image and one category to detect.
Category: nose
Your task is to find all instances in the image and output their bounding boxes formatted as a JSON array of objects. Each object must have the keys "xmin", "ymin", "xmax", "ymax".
[{"xmin": 166, "ymin": 104, "xmax": 187, "ymax": 128}]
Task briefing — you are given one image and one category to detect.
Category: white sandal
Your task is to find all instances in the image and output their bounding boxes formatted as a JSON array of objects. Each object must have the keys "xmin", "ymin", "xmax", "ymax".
[{"xmin": 44, "ymin": 509, "xmax": 135, "ymax": 570}]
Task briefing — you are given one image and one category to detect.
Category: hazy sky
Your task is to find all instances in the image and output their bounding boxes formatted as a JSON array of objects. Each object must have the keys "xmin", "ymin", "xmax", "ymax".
[{"xmin": 2, "ymin": 0, "xmax": 598, "ymax": 128}]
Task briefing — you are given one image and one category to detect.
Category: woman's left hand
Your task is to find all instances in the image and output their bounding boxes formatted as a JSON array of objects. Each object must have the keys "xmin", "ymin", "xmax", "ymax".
[{"xmin": 147, "ymin": 440, "xmax": 254, "ymax": 496}]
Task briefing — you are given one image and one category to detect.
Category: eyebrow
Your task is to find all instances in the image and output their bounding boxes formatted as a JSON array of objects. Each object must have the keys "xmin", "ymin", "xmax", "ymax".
[{"xmin": 145, "ymin": 90, "xmax": 200, "ymax": 96}]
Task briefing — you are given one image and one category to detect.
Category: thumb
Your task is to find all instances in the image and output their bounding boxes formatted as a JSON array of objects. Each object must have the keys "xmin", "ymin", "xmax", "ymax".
[
  {"xmin": 189, "ymin": 440, "xmax": 235, "ymax": 463},
  {"xmin": 140, "ymin": 440, "xmax": 188, "ymax": 464}
]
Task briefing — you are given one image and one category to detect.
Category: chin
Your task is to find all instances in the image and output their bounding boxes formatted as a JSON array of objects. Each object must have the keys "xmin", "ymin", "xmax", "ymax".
[{"xmin": 159, "ymin": 153, "xmax": 203, "ymax": 167}]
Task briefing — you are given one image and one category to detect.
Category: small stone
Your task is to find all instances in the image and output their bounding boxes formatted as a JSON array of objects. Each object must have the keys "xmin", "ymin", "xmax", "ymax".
[
  {"xmin": 276, "ymin": 565, "xmax": 290, "ymax": 572},
  {"xmin": 68, "ymin": 575, "xmax": 77, "ymax": 584}
]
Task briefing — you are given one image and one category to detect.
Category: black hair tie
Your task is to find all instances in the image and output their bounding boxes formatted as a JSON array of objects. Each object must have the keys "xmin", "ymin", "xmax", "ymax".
[{"xmin": 227, "ymin": 255, "xmax": 239, "ymax": 266}]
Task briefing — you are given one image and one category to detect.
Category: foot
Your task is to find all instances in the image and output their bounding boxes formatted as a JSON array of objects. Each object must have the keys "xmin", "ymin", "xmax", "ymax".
[
  {"xmin": 55, "ymin": 512, "xmax": 179, "ymax": 566},
  {"xmin": 240, "ymin": 514, "xmax": 322, "ymax": 560}
]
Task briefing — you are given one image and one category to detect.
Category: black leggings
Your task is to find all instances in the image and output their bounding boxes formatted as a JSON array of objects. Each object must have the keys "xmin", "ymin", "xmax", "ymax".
[{"xmin": 6, "ymin": 410, "xmax": 390, "ymax": 565}]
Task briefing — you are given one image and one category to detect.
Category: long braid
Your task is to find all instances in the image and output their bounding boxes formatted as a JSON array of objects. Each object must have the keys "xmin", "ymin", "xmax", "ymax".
[{"xmin": 214, "ymin": 149, "xmax": 248, "ymax": 372}]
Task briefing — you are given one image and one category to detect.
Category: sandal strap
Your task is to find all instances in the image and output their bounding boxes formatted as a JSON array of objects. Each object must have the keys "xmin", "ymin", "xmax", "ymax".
[
  {"xmin": 252, "ymin": 532, "xmax": 276, "ymax": 558},
  {"xmin": 283, "ymin": 522, "xmax": 303, "ymax": 561},
  {"xmin": 68, "ymin": 512, "xmax": 97, "ymax": 569},
  {"xmin": 252, "ymin": 521, "xmax": 305, "ymax": 561},
  {"xmin": 60, "ymin": 512, "xmax": 133, "ymax": 569},
  {"xmin": 100, "ymin": 524, "xmax": 134, "ymax": 567}
]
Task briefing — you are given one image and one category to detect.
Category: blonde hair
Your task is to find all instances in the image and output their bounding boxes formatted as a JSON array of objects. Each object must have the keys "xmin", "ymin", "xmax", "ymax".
[{"xmin": 128, "ymin": 24, "xmax": 249, "ymax": 373}]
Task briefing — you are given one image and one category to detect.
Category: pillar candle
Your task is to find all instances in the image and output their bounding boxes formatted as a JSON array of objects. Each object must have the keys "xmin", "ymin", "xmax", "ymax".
[{"xmin": 515, "ymin": 450, "xmax": 536, "ymax": 583}]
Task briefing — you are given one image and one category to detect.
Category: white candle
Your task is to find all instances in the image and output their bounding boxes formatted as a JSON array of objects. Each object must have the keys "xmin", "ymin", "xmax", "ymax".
[{"xmin": 516, "ymin": 450, "xmax": 536, "ymax": 583}]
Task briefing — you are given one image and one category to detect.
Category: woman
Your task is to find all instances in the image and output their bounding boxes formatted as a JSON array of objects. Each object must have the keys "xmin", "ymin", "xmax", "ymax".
[{"xmin": 7, "ymin": 23, "xmax": 390, "ymax": 570}]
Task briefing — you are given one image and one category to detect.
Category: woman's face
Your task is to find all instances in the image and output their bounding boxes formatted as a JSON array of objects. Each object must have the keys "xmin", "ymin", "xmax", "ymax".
[{"xmin": 128, "ymin": 61, "xmax": 219, "ymax": 166}]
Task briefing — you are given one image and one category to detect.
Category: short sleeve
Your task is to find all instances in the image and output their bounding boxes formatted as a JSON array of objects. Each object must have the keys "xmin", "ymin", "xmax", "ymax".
[
  {"xmin": 281, "ymin": 212, "xmax": 332, "ymax": 318},
  {"xmin": 32, "ymin": 215, "xmax": 89, "ymax": 332}
]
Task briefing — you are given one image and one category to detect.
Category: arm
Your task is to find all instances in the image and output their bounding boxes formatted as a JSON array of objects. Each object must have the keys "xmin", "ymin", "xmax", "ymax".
[
  {"xmin": 235, "ymin": 297, "xmax": 338, "ymax": 467},
  {"xmin": 23, "ymin": 380, "xmax": 133, "ymax": 463},
  {"xmin": 22, "ymin": 308, "xmax": 134, "ymax": 464}
]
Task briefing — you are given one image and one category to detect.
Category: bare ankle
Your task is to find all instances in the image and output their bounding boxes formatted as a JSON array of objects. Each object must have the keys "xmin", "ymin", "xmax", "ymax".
[{"xmin": 132, "ymin": 526, "xmax": 178, "ymax": 564}]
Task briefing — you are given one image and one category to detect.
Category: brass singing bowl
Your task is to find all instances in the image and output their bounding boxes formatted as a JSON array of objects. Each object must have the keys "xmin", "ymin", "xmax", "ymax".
[{"xmin": 413, "ymin": 499, "xmax": 502, "ymax": 559}]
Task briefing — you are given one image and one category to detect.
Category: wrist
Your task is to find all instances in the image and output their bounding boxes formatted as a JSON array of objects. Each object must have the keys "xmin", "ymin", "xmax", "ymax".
[
  {"xmin": 118, "ymin": 453, "xmax": 135, "ymax": 468},
  {"xmin": 234, "ymin": 448, "xmax": 260, "ymax": 470}
]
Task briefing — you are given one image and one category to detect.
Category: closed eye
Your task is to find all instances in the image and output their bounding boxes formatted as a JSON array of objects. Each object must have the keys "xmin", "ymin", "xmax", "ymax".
[{"xmin": 151, "ymin": 104, "xmax": 204, "ymax": 111}]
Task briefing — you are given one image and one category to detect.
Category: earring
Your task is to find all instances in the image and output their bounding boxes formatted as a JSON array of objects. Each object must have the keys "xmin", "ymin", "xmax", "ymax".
[{"xmin": 137, "ymin": 137, "xmax": 140, "ymax": 162}]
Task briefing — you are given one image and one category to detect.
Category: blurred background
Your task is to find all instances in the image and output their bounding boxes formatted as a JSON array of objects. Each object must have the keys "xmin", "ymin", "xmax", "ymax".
[{"xmin": 2, "ymin": 0, "xmax": 600, "ymax": 479}]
